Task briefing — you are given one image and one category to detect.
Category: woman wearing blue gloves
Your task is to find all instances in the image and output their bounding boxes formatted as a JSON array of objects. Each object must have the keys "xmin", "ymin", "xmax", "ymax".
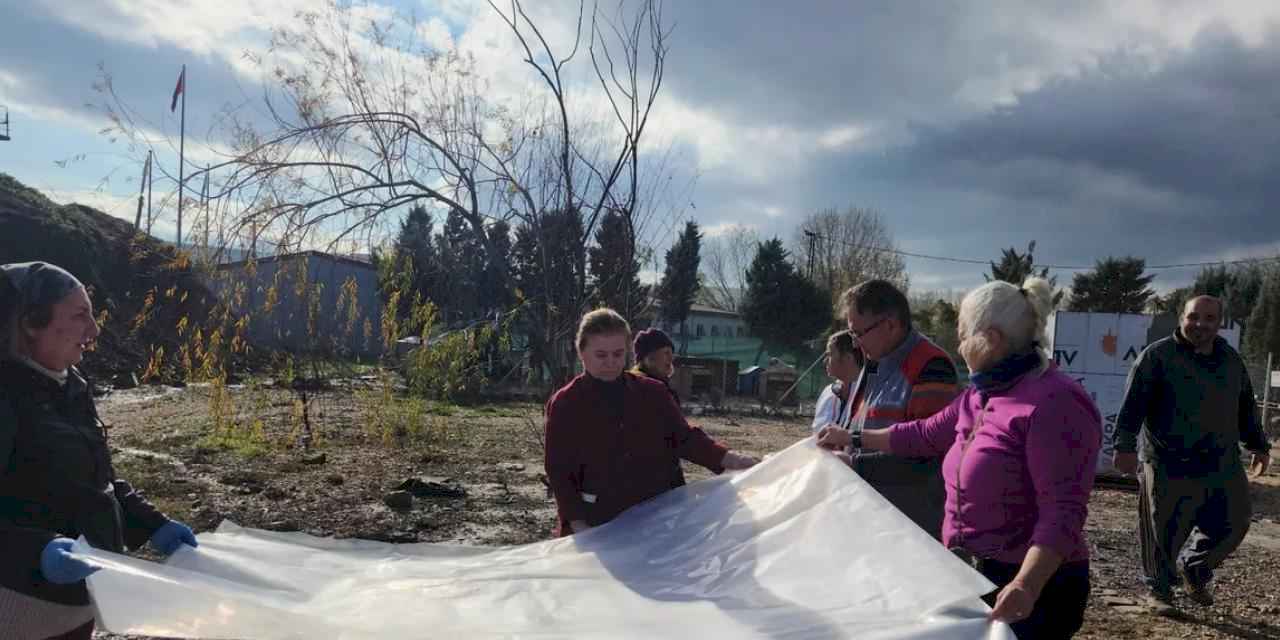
[{"xmin": 1, "ymin": 262, "xmax": 197, "ymax": 640}]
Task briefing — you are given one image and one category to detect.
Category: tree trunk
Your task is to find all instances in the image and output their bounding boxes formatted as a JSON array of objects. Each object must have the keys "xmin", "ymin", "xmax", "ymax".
[{"xmin": 548, "ymin": 337, "xmax": 575, "ymax": 389}]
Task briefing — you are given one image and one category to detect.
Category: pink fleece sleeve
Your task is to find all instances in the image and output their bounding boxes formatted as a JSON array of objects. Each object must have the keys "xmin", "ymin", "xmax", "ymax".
[
  {"xmin": 1023, "ymin": 391, "xmax": 1102, "ymax": 559},
  {"xmin": 887, "ymin": 392, "xmax": 964, "ymax": 458}
]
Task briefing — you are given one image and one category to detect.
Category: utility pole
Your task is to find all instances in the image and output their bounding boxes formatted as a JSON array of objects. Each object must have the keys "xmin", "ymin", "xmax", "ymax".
[
  {"xmin": 133, "ymin": 153, "xmax": 149, "ymax": 231},
  {"xmin": 803, "ymin": 229, "xmax": 817, "ymax": 280},
  {"xmin": 201, "ymin": 165, "xmax": 211, "ymax": 259},
  {"xmin": 145, "ymin": 150, "xmax": 154, "ymax": 235}
]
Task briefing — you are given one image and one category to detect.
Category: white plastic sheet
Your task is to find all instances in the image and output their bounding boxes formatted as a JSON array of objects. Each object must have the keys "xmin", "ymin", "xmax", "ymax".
[{"xmin": 79, "ymin": 439, "xmax": 1014, "ymax": 639}]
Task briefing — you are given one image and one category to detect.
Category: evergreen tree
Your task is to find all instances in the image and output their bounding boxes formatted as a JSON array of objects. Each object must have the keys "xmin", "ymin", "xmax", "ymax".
[
  {"xmin": 378, "ymin": 205, "xmax": 439, "ymax": 318},
  {"xmin": 1067, "ymin": 257, "xmax": 1155, "ymax": 313},
  {"xmin": 480, "ymin": 220, "xmax": 514, "ymax": 316},
  {"xmin": 1245, "ymin": 266, "xmax": 1280, "ymax": 362},
  {"xmin": 588, "ymin": 209, "xmax": 648, "ymax": 323},
  {"xmin": 740, "ymin": 238, "xmax": 831, "ymax": 364},
  {"xmin": 985, "ymin": 241, "xmax": 1063, "ymax": 305},
  {"xmin": 436, "ymin": 208, "xmax": 485, "ymax": 325},
  {"xmin": 656, "ymin": 221, "xmax": 703, "ymax": 353},
  {"xmin": 930, "ymin": 299, "xmax": 960, "ymax": 360},
  {"xmin": 511, "ymin": 209, "xmax": 585, "ymax": 382}
]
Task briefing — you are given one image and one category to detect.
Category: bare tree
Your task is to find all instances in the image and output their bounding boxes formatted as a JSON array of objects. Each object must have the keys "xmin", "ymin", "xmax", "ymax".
[
  {"xmin": 792, "ymin": 206, "xmax": 908, "ymax": 304},
  {"xmin": 96, "ymin": 0, "xmax": 679, "ymax": 387},
  {"xmin": 699, "ymin": 225, "xmax": 759, "ymax": 312}
]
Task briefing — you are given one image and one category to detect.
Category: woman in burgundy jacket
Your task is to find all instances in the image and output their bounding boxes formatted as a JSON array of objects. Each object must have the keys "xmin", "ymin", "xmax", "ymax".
[{"xmin": 544, "ymin": 309, "xmax": 757, "ymax": 536}]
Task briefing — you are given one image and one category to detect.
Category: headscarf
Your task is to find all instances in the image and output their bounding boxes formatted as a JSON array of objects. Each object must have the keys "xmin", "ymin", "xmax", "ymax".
[
  {"xmin": 1, "ymin": 262, "xmax": 86, "ymax": 371},
  {"xmin": 1, "ymin": 262, "xmax": 85, "ymax": 312}
]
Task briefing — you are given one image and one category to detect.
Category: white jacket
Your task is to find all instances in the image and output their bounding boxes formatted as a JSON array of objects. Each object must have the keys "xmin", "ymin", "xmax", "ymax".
[{"xmin": 811, "ymin": 381, "xmax": 854, "ymax": 433}]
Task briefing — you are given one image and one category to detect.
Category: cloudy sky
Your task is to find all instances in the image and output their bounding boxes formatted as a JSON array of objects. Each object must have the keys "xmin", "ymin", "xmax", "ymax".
[{"xmin": 3, "ymin": 0, "xmax": 1280, "ymax": 294}]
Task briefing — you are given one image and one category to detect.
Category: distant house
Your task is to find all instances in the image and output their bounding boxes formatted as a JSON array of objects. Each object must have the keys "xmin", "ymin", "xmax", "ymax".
[
  {"xmin": 651, "ymin": 301, "xmax": 761, "ymax": 376},
  {"xmin": 651, "ymin": 303, "xmax": 751, "ymax": 344},
  {"xmin": 207, "ymin": 251, "xmax": 383, "ymax": 358},
  {"xmin": 648, "ymin": 302, "xmax": 826, "ymax": 401}
]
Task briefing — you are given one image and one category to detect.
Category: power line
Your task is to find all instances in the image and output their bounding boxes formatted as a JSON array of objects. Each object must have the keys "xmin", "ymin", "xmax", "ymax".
[{"xmin": 802, "ymin": 230, "xmax": 1280, "ymax": 272}]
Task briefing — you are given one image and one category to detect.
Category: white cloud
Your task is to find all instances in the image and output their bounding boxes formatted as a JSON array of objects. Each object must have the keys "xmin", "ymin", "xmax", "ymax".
[
  {"xmin": 1098, "ymin": 2, "xmax": 1280, "ymax": 49},
  {"xmin": 5, "ymin": 95, "xmax": 107, "ymax": 135},
  {"xmin": 702, "ymin": 221, "xmax": 759, "ymax": 238},
  {"xmin": 42, "ymin": 187, "xmax": 141, "ymax": 222},
  {"xmin": 417, "ymin": 16, "xmax": 455, "ymax": 50},
  {"xmin": 644, "ymin": 97, "xmax": 833, "ymax": 182},
  {"xmin": 0, "ymin": 69, "xmax": 21, "ymax": 93},
  {"xmin": 819, "ymin": 124, "xmax": 870, "ymax": 150},
  {"xmin": 38, "ymin": 0, "xmax": 317, "ymax": 57}
]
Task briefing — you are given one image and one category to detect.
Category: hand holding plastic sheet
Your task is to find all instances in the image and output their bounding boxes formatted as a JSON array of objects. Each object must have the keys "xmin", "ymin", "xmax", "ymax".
[
  {"xmin": 41, "ymin": 537, "xmax": 102, "ymax": 584},
  {"xmin": 80, "ymin": 439, "xmax": 1014, "ymax": 639},
  {"xmin": 151, "ymin": 520, "xmax": 199, "ymax": 555}
]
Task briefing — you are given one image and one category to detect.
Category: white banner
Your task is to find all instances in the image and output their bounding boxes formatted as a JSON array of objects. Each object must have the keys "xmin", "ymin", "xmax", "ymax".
[
  {"xmin": 1050, "ymin": 311, "xmax": 1241, "ymax": 476},
  {"xmin": 78, "ymin": 440, "xmax": 1014, "ymax": 639}
]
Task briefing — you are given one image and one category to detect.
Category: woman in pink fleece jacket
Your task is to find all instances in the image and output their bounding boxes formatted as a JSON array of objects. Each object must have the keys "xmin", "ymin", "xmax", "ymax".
[{"xmin": 821, "ymin": 277, "xmax": 1101, "ymax": 640}]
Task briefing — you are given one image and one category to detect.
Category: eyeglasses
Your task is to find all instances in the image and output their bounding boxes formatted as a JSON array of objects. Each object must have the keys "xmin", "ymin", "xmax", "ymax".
[{"xmin": 849, "ymin": 315, "xmax": 888, "ymax": 341}]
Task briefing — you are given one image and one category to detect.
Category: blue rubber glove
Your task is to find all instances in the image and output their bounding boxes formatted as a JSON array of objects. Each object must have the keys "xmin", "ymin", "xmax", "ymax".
[
  {"xmin": 150, "ymin": 520, "xmax": 198, "ymax": 555},
  {"xmin": 40, "ymin": 538, "xmax": 101, "ymax": 585}
]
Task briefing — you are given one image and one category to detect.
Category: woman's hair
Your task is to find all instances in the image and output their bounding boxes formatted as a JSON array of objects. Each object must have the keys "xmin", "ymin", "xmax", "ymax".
[
  {"xmin": 1, "ymin": 262, "xmax": 84, "ymax": 359},
  {"xmin": 959, "ymin": 277, "xmax": 1055, "ymax": 368},
  {"xmin": 576, "ymin": 308, "xmax": 632, "ymax": 352},
  {"xmin": 826, "ymin": 330, "xmax": 865, "ymax": 367}
]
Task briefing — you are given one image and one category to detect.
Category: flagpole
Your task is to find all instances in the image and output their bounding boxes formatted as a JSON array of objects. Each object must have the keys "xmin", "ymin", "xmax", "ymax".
[{"xmin": 177, "ymin": 64, "xmax": 186, "ymax": 249}]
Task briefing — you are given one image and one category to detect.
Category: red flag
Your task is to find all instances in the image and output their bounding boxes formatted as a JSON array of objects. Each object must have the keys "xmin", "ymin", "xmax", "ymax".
[{"xmin": 170, "ymin": 67, "xmax": 185, "ymax": 112}]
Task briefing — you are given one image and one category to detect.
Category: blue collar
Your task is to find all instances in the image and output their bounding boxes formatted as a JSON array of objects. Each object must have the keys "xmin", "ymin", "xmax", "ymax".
[{"xmin": 969, "ymin": 350, "xmax": 1041, "ymax": 396}]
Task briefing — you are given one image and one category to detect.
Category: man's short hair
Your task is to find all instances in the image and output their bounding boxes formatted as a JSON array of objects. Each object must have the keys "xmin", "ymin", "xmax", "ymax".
[
  {"xmin": 840, "ymin": 279, "xmax": 912, "ymax": 330},
  {"xmin": 1185, "ymin": 295, "xmax": 1226, "ymax": 319}
]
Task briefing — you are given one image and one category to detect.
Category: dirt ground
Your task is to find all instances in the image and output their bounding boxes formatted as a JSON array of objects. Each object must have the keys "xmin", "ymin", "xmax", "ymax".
[{"xmin": 91, "ymin": 383, "xmax": 1280, "ymax": 639}]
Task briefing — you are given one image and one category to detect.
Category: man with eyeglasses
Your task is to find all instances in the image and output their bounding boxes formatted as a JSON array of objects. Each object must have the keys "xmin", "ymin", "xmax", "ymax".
[{"xmin": 816, "ymin": 279, "xmax": 958, "ymax": 539}]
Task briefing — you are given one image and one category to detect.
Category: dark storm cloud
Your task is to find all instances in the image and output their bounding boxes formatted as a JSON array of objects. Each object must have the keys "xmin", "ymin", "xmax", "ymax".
[
  {"xmin": 677, "ymin": 17, "xmax": 1280, "ymax": 291},
  {"xmin": 852, "ymin": 24, "xmax": 1280, "ymax": 257},
  {"xmin": 662, "ymin": 1, "xmax": 1103, "ymax": 129}
]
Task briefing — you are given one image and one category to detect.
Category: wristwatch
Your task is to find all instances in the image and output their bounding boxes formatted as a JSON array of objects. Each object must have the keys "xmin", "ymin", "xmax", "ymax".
[{"xmin": 849, "ymin": 430, "xmax": 863, "ymax": 450}]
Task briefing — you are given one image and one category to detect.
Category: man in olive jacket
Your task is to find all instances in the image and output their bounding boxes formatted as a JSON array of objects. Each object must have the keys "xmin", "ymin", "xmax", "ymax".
[{"xmin": 1114, "ymin": 295, "xmax": 1271, "ymax": 608}]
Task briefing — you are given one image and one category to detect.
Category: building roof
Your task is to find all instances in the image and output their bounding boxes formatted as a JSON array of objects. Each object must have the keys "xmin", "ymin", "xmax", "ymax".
[
  {"xmin": 640, "ymin": 298, "xmax": 742, "ymax": 322},
  {"xmin": 686, "ymin": 303, "xmax": 741, "ymax": 318},
  {"xmin": 215, "ymin": 250, "xmax": 375, "ymax": 272}
]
